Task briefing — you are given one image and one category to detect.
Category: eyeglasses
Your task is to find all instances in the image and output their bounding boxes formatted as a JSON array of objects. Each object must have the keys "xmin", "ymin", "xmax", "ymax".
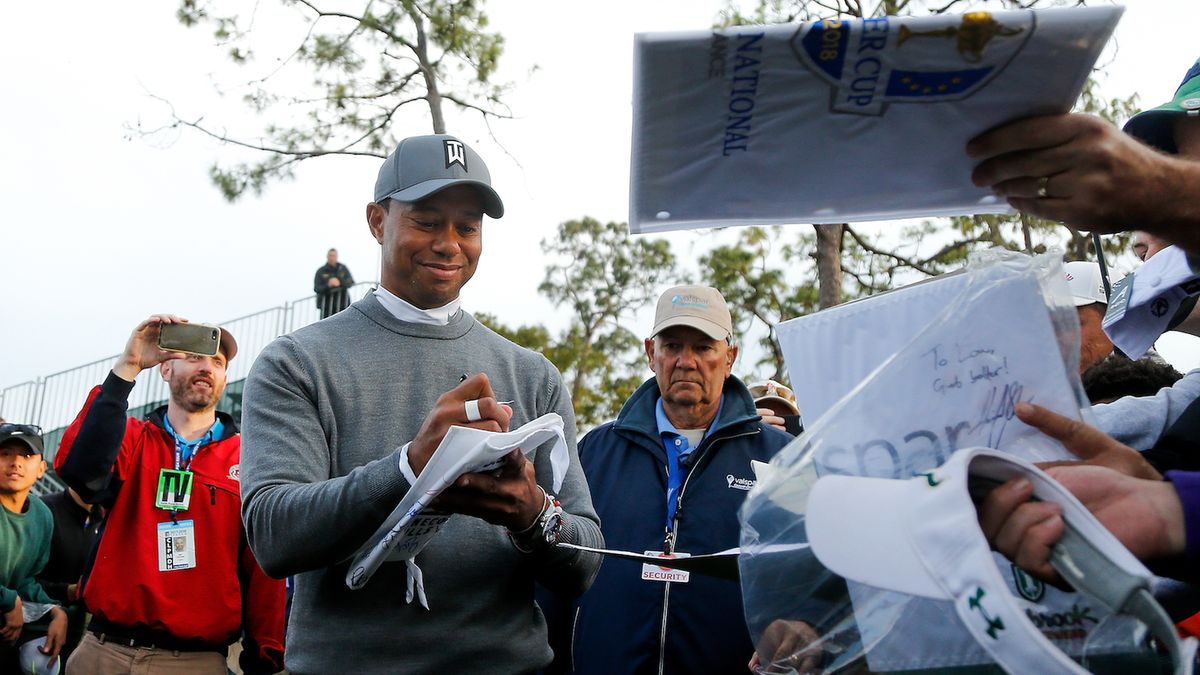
[{"xmin": 0, "ymin": 423, "xmax": 42, "ymax": 437}]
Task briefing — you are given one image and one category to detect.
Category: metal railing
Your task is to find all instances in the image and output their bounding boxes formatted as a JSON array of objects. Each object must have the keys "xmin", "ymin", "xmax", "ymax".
[{"xmin": 1, "ymin": 282, "xmax": 378, "ymax": 494}]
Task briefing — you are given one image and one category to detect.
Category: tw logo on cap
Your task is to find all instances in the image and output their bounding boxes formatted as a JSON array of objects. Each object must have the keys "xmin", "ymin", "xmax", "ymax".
[{"xmin": 444, "ymin": 139, "xmax": 468, "ymax": 170}]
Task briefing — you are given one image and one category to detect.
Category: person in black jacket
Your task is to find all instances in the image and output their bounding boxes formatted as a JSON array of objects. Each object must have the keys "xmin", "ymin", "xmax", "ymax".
[
  {"xmin": 313, "ymin": 248, "xmax": 354, "ymax": 319},
  {"xmin": 28, "ymin": 487, "xmax": 102, "ymax": 663},
  {"xmin": 550, "ymin": 285, "xmax": 794, "ymax": 674}
]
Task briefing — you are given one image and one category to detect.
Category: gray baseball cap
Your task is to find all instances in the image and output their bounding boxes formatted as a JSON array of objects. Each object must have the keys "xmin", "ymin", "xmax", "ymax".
[{"xmin": 373, "ymin": 134, "xmax": 504, "ymax": 218}]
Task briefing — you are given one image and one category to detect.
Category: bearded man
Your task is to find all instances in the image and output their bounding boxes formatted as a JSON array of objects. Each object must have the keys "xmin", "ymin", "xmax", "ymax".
[{"xmin": 55, "ymin": 315, "xmax": 285, "ymax": 675}]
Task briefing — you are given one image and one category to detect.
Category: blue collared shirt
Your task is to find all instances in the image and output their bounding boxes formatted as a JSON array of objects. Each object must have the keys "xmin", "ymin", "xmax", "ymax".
[
  {"xmin": 656, "ymin": 396, "xmax": 724, "ymax": 541},
  {"xmin": 162, "ymin": 415, "xmax": 224, "ymax": 470}
]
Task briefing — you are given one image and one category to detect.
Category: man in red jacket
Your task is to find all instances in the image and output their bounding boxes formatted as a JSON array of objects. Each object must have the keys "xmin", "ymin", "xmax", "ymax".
[{"xmin": 55, "ymin": 314, "xmax": 285, "ymax": 674}]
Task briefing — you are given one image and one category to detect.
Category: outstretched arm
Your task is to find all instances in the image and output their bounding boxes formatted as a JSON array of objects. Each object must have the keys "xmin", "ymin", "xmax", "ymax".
[{"xmin": 968, "ymin": 113, "xmax": 1200, "ymax": 253}]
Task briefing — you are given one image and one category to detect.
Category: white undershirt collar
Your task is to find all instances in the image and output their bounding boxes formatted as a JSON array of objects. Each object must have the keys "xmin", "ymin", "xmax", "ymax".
[{"xmin": 373, "ymin": 286, "xmax": 460, "ymax": 326}]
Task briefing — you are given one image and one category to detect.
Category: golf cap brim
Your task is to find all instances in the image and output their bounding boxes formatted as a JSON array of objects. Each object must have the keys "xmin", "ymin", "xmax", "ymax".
[
  {"xmin": 1123, "ymin": 58, "xmax": 1200, "ymax": 155},
  {"xmin": 218, "ymin": 328, "xmax": 238, "ymax": 362},
  {"xmin": 0, "ymin": 429, "xmax": 43, "ymax": 456},
  {"xmin": 807, "ymin": 447, "xmax": 1196, "ymax": 675},
  {"xmin": 379, "ymin": 178, "xmax": 504, "ymax": 219},
  {"xmin": 651, "ymin": 315, "xmax": 730, "ymax": 341},
  {"xmin": 753, "ymin": 394, "xmax": 800, "ymax": 416},
  {"xmin": 1102, "ymin": 245, "xmax": 1200, "ymax": 360}
]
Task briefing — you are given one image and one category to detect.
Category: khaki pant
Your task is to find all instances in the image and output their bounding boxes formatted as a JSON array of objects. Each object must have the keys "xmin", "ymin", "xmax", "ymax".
[{"xmin": 66, "ymin": 633, "xmax": 227, "ymax": 674}]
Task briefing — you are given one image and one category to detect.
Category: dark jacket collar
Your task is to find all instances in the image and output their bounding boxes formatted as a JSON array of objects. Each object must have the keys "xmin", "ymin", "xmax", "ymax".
[{"xmin": 613, "ymin": 375, "xmax": 761, "ymax": 448}]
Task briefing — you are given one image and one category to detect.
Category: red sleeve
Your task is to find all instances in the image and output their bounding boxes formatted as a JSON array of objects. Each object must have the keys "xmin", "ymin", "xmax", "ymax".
[{"xmin": 238, "ymin": 533, "xmax": 287, "ymax": 674}]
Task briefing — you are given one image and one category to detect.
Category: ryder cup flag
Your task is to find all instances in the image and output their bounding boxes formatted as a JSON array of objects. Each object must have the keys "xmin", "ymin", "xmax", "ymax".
[{"xmin": 629, "ymin": 7, "xmax": 1122, "ymax": 234}]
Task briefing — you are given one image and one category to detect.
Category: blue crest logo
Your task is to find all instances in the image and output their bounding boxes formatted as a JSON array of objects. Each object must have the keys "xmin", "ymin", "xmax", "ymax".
[{"xmin": 791, "ymin": 11, "xmax": 1034, "ymax": 116}]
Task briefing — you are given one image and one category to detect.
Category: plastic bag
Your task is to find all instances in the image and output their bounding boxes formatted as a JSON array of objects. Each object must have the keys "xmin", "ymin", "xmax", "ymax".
[{"xmin": 739, "ymin": 250, "xmax": 1160, "ymax": 673}]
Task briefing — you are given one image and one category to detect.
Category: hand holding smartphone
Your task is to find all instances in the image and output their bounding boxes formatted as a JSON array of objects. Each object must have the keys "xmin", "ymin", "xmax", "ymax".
[{"xmin": 157, "ymin": 322, "xmax": 222, "ymax": 357}]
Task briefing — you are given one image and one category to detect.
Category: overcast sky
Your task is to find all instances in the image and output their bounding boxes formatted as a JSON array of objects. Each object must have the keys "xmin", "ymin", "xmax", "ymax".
[{"xmin": 3, "ymin": 1, "xmax": 1198, "ymax": 393}]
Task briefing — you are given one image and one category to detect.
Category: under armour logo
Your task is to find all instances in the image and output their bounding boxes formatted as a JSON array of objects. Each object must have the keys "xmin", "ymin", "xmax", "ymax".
[
  {"xmin": 967, "ymin": 587, "xmax": 1005, "ymax": 639},
  {"xmin": 1151, "ymin": 297, "xmax": 1170, "ymax": 318},
  {"xmin": 915, "ymin": 471, "xmax": 941, "ymax": 487},
  {"xmin": 444, "ymin": 139, "xmax": 468, "ymax": 170}
]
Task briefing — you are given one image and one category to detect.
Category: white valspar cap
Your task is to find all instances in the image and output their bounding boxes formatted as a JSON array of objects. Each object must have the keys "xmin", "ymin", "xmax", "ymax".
[{"xmin": 806, "ymin": 447, "xmax": 1197, "ymax": 675}]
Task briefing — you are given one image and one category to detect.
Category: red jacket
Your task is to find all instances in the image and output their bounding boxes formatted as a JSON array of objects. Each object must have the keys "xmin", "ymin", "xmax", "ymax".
[{"xmin": 56, "ymin": 373, "xmax": 284, "ymax": 672}]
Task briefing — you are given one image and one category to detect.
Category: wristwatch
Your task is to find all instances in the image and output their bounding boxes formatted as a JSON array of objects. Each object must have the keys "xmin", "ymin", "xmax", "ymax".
[{"xmin": 508, "ymin": 488, "xmax": 565, "ymax": 553}]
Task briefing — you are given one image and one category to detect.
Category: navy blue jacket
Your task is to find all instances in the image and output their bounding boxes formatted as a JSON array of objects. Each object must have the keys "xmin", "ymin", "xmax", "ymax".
[{"xmin": 565, "ymin": 376, "xmax": 792, "ymax": 675}]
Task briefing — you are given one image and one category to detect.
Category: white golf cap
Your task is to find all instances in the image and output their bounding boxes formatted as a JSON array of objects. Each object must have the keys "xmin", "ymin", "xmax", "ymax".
[
  {"xmin": 1103, "ymin": 245, "xmax": 1200, "ymax": 360},
  {"xmin": 806, "ymin": 447, "xmax": 1196, "ymax": 675},
  {"xmin": 1063, "ymin": 261, "xmax": 1107, "ymax": 307}
]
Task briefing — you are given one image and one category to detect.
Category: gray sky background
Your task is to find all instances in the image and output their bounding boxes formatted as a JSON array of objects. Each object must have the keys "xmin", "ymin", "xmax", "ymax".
[{"xmin": 3, "ymin": 1, "xmax": 1198, "ymax": 390}]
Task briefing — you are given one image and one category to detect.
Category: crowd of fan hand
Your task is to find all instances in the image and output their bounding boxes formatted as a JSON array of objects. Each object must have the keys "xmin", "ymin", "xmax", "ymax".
[{"xmin": 4, "ymin": 57, "xmax": 1200, "ymax": 675}]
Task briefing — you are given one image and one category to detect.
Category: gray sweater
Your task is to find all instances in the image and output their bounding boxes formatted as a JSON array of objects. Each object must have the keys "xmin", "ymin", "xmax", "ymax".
[{"xmin": 240, "ymin": 294, "xmax": 603, "ymax": 674}]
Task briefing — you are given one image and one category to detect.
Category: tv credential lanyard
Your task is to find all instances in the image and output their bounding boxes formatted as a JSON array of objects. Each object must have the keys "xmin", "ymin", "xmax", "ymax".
[{"xmin": 156, "ymin": 417, "xmax": 222, "ymax": 514}]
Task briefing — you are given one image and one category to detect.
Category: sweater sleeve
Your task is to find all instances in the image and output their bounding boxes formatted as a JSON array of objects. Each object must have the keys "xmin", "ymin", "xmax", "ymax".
[
  {"xmin": 15, "ymin": 519, "xmax": 57, "ymax": 607},
  {"xmin": 1091, "ymin": 369, "xmax": 1200, "ymax": 451},
  {"xmin": 524, "ymin": 358, "xmax": 603, "ymax": 598},
  {"xmin": 239, "ymin": 337, "xmax": 414, "ymax": 579},
  {"xmin": 15, "ymin": 575, "xmax": 56, "ymax": 607}
]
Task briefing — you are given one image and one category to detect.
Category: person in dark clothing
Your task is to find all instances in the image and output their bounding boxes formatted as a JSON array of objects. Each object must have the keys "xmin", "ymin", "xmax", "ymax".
[
  {"xmin": 550, "ymin": 285, "xmax": 794, "ymax": 675},
  {"xmin": 26, "ymin": 487, "xmax": 102, "ymax": 663},
  {"xmin": 314, "ymin": 248, "xmax": 354, "ymax": 319},
  {"xmin": 1083, "ymin": 356, "xmax": 1183, "ymax": 405},
  {"xmin": 0, "ymin": 424, "xmax": 68, "ymax": 670}
]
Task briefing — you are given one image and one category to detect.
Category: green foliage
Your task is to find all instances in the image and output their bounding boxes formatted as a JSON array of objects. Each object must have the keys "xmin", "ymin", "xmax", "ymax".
[
  {"xmin": 700, "ymin": 227, "xmax": 820, "ymax": 381},
  {"xmin": 473, "ymin": 312, "xmax": 553, "ymax": 352},
  {"xmin": 538, "ymin": 218, "xmax": 679, "ymax": 428},
  {"xmin": 168, "ymin": 0, "xmax": 510, "ymax": 200},
  {"xmin": 471, "ymin": 219, "xmax": 681, "ymax": 430}
]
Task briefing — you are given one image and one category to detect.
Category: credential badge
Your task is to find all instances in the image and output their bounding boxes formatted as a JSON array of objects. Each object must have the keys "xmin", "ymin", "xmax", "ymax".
[{"xmin": 444, "ymin": 139, "xmax": 468, "ymax": 170}]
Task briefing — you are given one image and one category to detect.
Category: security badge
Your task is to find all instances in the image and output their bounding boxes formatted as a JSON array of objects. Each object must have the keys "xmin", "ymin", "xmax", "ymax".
[
  {"xmin": 641, "ymin": 551, "xmax": 691, "ymax": 583},
  {"xmin": 158, "ymin": 520, "xmax": 197, "ymax": 571},
  {"xmin": 155, "ymin": 468, "xmax": 194, "ymax": 511}
]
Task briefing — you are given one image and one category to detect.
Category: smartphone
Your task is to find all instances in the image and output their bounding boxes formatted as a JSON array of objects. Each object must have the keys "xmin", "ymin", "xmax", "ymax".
[{"xmin": 158, "ymin": 322, "xmax": 221, "ymax": 357}]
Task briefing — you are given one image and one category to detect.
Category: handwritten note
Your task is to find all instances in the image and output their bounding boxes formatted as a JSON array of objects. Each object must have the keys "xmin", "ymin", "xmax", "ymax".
[
  {"xmin": 776, "ymin": 273, "xmax": 969, "ymax": 422},
  {"xmin": 791, "ymin": 269, "xmax": 1080, "ymax": 481}
]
